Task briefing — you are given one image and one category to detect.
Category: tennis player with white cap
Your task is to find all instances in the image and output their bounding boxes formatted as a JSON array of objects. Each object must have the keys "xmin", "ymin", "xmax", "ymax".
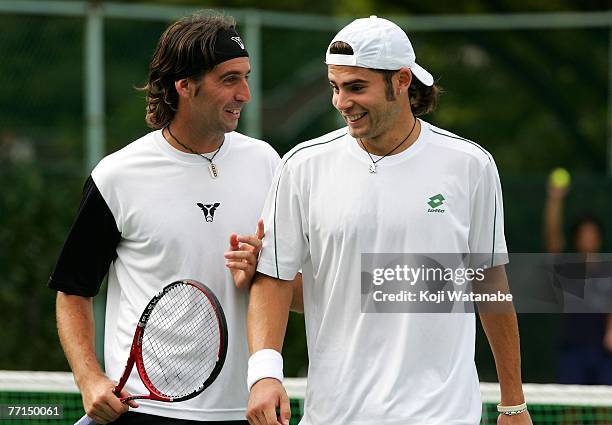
[{"xmin": 246, "ymin": 16, "xmax": 532, "ymax": 425}]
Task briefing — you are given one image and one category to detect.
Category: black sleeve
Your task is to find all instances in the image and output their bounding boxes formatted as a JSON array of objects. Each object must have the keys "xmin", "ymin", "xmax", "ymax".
[{"xmin": 48, "ymin": 176, "xmax": 121, "ymax": 296}]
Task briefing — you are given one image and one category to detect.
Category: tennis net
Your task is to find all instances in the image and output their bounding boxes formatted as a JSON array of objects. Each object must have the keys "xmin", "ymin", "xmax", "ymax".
[{"xmin": 1, "ymin": 371, "xmax": 611, "ymax": 424}]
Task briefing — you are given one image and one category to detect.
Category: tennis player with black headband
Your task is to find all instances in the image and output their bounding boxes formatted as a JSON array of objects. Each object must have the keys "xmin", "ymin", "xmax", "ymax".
[{"xmin": 49, "ymin": 12, "xmax": 302, "ymax": 425}]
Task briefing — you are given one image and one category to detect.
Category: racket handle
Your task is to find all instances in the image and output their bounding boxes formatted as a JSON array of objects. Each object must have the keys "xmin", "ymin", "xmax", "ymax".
[{"xmin": 74, "ymin": 414, "xmax": 96, "ymax": 425}]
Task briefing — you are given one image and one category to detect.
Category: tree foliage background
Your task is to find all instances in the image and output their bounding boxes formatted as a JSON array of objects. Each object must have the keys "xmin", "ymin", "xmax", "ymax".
[{"xmin": 1, "ymin": 0, "xmax": 611, "ymax": 383}]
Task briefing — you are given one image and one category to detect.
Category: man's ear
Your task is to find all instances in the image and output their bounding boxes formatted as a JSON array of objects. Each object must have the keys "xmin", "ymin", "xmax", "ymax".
[
  {"xmin": 396, "ymin": 68, "xmax": 413, "ymax": 95},
  {"xmin": 175, "ymin": 78, "xmax": 191, "ymax": 99}
]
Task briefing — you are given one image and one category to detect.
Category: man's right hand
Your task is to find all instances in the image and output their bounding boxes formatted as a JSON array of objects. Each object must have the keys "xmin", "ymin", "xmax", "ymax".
[
  {"xmin": 80, "ymin": 374, "xmax": 137, "ymax": 424},
  {"xmin": 247, "ymin": 378, "xmax": 291, "ymax": 425}
]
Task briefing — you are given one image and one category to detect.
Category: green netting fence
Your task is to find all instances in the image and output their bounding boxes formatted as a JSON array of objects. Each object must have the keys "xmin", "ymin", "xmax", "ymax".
[{"xmin": 1, "ymin": 371, "xmax": 611, "ymax": 424}]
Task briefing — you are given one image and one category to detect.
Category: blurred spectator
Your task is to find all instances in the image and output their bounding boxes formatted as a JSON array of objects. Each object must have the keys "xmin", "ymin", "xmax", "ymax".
[
  {"xmin": 544, "ymin": 178, "xmax": 612, "ymax": 384},
  {"xmin": 0, "ymin": 130, "xmax": 35, "ymax": 164}
]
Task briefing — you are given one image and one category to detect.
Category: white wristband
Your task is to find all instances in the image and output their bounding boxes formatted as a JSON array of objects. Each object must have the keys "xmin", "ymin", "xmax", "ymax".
[
  {"xmin": 497, "ymin": 402, "xmax": 528, "ymax": 416},
  {"xmin": 247, "ymin": 349, "xmax": 284, "ymax": 391}
]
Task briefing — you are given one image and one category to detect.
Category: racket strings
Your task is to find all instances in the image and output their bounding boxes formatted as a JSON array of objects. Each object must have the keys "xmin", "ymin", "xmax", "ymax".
[
  {"xmin": 144, "ymin": 288, "xmax": 218, "ymax": 395},
  {"xmin": 141, "ymin": 284, "xmax": 221, "ymax": 398}
]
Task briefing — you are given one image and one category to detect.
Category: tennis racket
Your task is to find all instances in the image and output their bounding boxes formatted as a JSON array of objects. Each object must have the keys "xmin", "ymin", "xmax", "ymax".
[{"xmin": 75, "ymin": 279, "xmax": 228, "ymax": 425}]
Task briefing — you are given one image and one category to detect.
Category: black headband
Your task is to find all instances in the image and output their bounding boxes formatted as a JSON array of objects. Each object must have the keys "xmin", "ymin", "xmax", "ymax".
[{"xmin": 213, "ymin": 28, "xmax": 249, "ymax": 65}]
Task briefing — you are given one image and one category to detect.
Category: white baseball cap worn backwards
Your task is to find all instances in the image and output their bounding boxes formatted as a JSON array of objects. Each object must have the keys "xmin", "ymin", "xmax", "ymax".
[{"xmin": 325, "ymin": 15, "xmax": 434, "ymax": 86}]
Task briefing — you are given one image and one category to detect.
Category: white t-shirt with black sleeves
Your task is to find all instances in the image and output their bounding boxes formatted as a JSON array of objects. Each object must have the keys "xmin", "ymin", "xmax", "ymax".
[
  {"xmin": 256, "ymin": 119, "xmax": 507, "ymax": 425},
  {"xmin": 50, "ymin": 129, "xmax": 280, "ymax": 421}
]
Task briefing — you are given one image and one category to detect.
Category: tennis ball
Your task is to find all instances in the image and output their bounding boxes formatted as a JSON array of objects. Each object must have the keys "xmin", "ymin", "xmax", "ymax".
[{"xmin": 550, "ymin": 167, "xmax": 571, "ymax": 188}]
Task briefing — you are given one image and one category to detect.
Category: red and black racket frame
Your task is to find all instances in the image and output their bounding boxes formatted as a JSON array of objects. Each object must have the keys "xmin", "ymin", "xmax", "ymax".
[{"xmin": 114, "ymin": 279, "xmax": 228, "ymax": 403}]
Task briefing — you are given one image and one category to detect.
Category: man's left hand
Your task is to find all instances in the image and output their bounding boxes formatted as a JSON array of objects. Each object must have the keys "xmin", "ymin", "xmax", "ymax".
[{"xmin": 225, "ymin": 219, "xmax": 264, "ymax": 289}]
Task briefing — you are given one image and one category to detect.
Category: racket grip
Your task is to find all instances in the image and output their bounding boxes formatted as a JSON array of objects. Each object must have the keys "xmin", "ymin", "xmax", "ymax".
[{"xmin": 74, "ymin": 414, "xmax": 96, "ymax": 425}]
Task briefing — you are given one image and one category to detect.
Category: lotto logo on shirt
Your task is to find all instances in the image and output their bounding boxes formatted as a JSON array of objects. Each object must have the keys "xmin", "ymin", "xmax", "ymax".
[{"xmin": 427, "ymin": 193, "xmax": 445, "ymax": 213}]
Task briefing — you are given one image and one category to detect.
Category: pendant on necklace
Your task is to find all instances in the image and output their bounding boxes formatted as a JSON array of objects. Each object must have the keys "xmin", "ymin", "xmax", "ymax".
[
  {"xmin": 209, "ymin": 163, "xmax": 219, "ymax": 179},
  {"xmin": 369, "ymin": 163, "xmax": 377, "ymax": 173}
]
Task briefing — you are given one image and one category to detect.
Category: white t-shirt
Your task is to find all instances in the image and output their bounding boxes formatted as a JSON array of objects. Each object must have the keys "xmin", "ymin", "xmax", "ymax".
[
  {"xmin": 257, "ymin": 120, "xmax": 507, "ymax": 425},
  {"xmin": 51, "ymin": 129, "xmax": 280, "ymax": 421}
]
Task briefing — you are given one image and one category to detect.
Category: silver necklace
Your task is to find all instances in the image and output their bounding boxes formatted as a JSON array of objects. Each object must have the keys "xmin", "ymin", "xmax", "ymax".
[
  {"xmin": 166, "ymin": 125, "xmax": 223, "ymax": 179},
  {"xmin": 359, "ymin": 118, "xmax": 418, "ymax": 174}
]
